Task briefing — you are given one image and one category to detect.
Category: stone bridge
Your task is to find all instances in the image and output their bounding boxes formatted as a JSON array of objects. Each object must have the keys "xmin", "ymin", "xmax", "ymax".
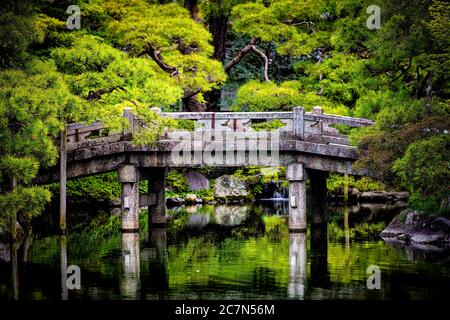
[{"xmin": 37, "ymin": 107, "xmax": 374, "ymax": 233}]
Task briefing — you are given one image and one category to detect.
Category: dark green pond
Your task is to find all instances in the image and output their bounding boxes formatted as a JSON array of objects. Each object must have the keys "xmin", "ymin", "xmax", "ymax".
[{"xmin": 1, "ymin": 202, "xmax": 449, "ymax": 300}]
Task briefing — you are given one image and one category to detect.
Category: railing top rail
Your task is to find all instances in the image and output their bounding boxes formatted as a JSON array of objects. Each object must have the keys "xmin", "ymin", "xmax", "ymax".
[
  {"xmin": 160, "ymin": 111, "xmax": 293, "ymax": 120},
  {"xmin": 66, "ymin": 109, "xmax": 374, "ymax": 134},
  {"xmin": 67, "ymin": 121, "xmax": 103, "ymax": 132},
  {"xmin": 160, "ymin": 111, "xmax": 374, "ymax": 127}
]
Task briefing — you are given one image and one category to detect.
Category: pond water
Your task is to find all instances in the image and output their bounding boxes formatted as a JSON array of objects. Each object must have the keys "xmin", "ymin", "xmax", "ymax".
[{"xmin": 1, "ymin": 202, "xmax": 449, "ymax": 300}]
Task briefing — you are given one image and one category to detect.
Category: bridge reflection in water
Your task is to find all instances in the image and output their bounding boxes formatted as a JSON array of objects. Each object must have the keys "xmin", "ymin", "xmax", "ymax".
[
  {"xmin": 115, "ymin": 215, "xmax": 330, "ymax": 300},
  {"xmin": 3, "ymin": 199, "xmax": 449, "ymax": 300},
  {"xmin": 3, "ymin": 205, "xmax": 331, "ymax": 300}
]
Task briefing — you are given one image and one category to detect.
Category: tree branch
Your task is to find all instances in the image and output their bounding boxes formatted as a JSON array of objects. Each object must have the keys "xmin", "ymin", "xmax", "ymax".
[
  {"xmin": 143, "ymin": 45, "xmax": 178, "ymax": 75},
  {"xmin": 224, "ymin": 38, "xmax": 256, "ymax": 72},
  {"xmin": 85, "ymin": 86, "xmax": 124, "ymax": 101},
  {"xmin": 224, "ymin": 39, "xmax": 270, "ymax": 82},
  {"xmin": 250, "ymin": 45, "xmax": 270, "ymax": 82}
]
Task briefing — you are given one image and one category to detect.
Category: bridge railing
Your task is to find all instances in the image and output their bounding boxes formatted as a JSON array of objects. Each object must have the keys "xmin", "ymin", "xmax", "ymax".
[
  {"xmin": 65, "ymin": 106, "xmax": 373, "ymax": 144},
  {"xmin": 160, "ymin": 106, "xmax": 373, "ymax": 141}
]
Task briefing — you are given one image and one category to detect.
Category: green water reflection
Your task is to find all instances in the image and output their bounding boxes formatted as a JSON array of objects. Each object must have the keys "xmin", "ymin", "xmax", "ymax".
[{"xmin": 0, "ymin": 203, "xmax": 449, "ymax": 300}]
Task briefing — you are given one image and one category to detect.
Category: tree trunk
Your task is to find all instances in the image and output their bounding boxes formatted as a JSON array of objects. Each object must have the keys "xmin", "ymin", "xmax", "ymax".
[
  {"xmin": 182, "ymin": 93, "xmax": 206, "ymax": 112},
  {"xmin": 206, "ymin": 13, "xmax": 228, "ymax": 111},
  {"xmin": 184, "ymin": 0, "xmax": 199, "ymax": 22},
  {"xmin": 209, "ymin": 14, "xmax": 228, "ymax": 61}
]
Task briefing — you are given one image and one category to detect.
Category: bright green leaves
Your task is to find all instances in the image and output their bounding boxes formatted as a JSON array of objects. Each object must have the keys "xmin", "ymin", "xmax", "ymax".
[
  {"xmin": 106, "ymin": 1, "xmax": 213, "ymax": 54},
  {"xmin": 0, "ymin": 60, "xmax": 81, "ymax": 166},
  {"xmin": 232, "ymin": 2, "xmax": 297, "ymax": 43},
  {"xmin": 425, "ymin": 1, "xmax": 450, "ymax": 50},
  {"xmin": 165, "ymin": 53, "xmax": 226, "ymax": 94},
  {"xmin": 0, "ymin": 156, "xmax": 39, "ymax": 185},
  {"xmin": 234, "ymin": 79, "xmax": 350, "ymax": 113},
  {"xmin": 233, "ymin": 80, "xmax": 303, "ymax": 111},
  {"xmin": 130, "ymin": 101, "xmax": 178, "ymax": 146},
  {"xmin": 234, "ymin": 53, "xmax": 365, "ymax": 113},
  {"xmin": 48, "ymin": 33, "xmax": 183, "ymax": 135},
  {"xmin": 0, "ymin": 186, "xmax": 51, "ymax": 223},
  {"xmin": 107, "ymin": 0, "xmax": 226, "ymax": 93},
  {"xmin": 393, "ymin": 135, "xmax": 450, "ymax": 201},
  {"xmin": 51, "ymin": 35, "xmax": 126, "ymax": 75},
  {"xmin": 231, "ymin": 0, "xmax": 324, "ymax": 56}
]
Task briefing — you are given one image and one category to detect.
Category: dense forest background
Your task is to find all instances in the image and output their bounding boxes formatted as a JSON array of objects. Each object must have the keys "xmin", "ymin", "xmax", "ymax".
[{"xmin": 0, "ymin": 0, "xmax": 449, "ymax": 233}]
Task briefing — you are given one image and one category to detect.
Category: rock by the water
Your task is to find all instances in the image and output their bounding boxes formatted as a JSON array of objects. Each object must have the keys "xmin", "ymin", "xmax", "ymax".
[
  {"xmin": 214, "ymin": 175, "xmax": 251, "ymax": 202},
  {"xmin": 359, "ymin": 191, "xmax": 409, "ymax": 203},
  {"xmin": 184, "ymin": 193, "xmax": 200, "ymax": 204},
  {"xmin": 186, "ymin": 171, "xmax": 210, "ymax": 191},
  {"xmin": 381, "ymin": 210, "xmax": 450, "ymax": 248}
]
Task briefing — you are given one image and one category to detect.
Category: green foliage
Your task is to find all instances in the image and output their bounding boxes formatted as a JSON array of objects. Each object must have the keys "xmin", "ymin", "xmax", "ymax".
[
  {"xmin": 48, "ymin": 172, "xmax": 121, "ymax": 201},
  {"xmin": 0, "ymin": 156, "xmax": 39, "ymax": 184},
  {"xmin": 0, "ymin": 0, "xmax": 38, "ymax": 67},
  {"xmin": 233, "ymin": 80, "xmax": 312, "ymax": 111},
  {"xmin": 0, "ymin": 186, "xmax": 51, "ymax": 231},
  {"xmin": 231, "ymin": 0, "xmax": 323, "ymax": 56},
  {"xmin": 165, "ymin": 170, "xmax": 215, "ymax": 201},
  {"xmin": 393, "ymin": 135, "xmax": 450, "ymax": 206},
  {"xmin": 166, "ymin": 170, "xmax": 191, "ymax": 194},
  {"xmin": 262, "ymin": 215, "xmax": 287, "ymax": 234},
  {"xmin": 251, "ymin": 119, "xmax": 286, "ymax": 131},
  {"xmin": 104, "ymin": 0, "xmax": 227, "ymax": 98},
  {"xmin": 327, "ymin": 173, "xmax": 385, "ymax": 193}
]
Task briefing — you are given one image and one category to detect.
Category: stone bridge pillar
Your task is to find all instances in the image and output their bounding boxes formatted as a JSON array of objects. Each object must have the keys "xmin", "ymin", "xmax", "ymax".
[
  {"xmin": 147, "ymin": 168, "xmax": 167, "ymax": 225},
  {"xmin": 286, "ymin": 163, "xmax": 307, "ymax": 232},
  {"xmin": 118, "ymin": 165, "xmax": 140, "ymax": 232}
]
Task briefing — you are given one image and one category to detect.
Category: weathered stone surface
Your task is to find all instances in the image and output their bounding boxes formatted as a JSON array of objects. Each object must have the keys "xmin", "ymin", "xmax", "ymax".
[
  {"xmin": 214, "ymin": 175, "xmax": 250, "ymax": 202},
  {"xmin": 359, "ymin": 191, "xmax": 409, "ymax": 203},
  {"xmin": 118, "ymin": 165, "xmax": 139, "ymax": 183},
  {"xmin": 186, "ymin": 171, "xmax": 210, "ymax": 190},
  {"xmin": 288, "ymin": 179, "xmax": 307, "ymax": 231},
  {"xmin": 381, "ymin": 210, "xmax": 450, "ymax": 248},
  {"xmin": 286, "ymin": 163, "xmax": 305, "ymax": 181}
]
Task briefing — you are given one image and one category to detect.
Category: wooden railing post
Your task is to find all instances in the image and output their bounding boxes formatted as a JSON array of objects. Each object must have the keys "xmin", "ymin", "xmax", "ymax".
[
  {"xmin": 123, "ymin": 108, "xmax": 134, "ymax": 134},
  {"xmin": 293, "ymin": 107, "xmax": 304, "ymax": 140}
]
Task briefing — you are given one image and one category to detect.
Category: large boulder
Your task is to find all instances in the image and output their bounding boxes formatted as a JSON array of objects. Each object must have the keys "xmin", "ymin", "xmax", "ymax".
[
  {"xmin": 185, "ymin": 171, "xmax": 210, "ymax": 191},
  {"xmin": 214, "ymin": 175, "xmax": 251, "ymax": 202},
  {"xmin": 381, "ymin": 210, "xmax": 450, "ymax": 247}
]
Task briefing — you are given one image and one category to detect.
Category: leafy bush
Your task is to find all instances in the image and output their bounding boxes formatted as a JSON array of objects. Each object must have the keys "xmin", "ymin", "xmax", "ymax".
[
  {"xmin": 394, "ymin": 135, "xmax": 450, "ymax": 209},
  {"xmin": 48, "ymin": 172, "xmax": 121, "ymax": 201},
  {"xmin": 327, "ymin": 173, "xmax": 385, "ymax": 193}
]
